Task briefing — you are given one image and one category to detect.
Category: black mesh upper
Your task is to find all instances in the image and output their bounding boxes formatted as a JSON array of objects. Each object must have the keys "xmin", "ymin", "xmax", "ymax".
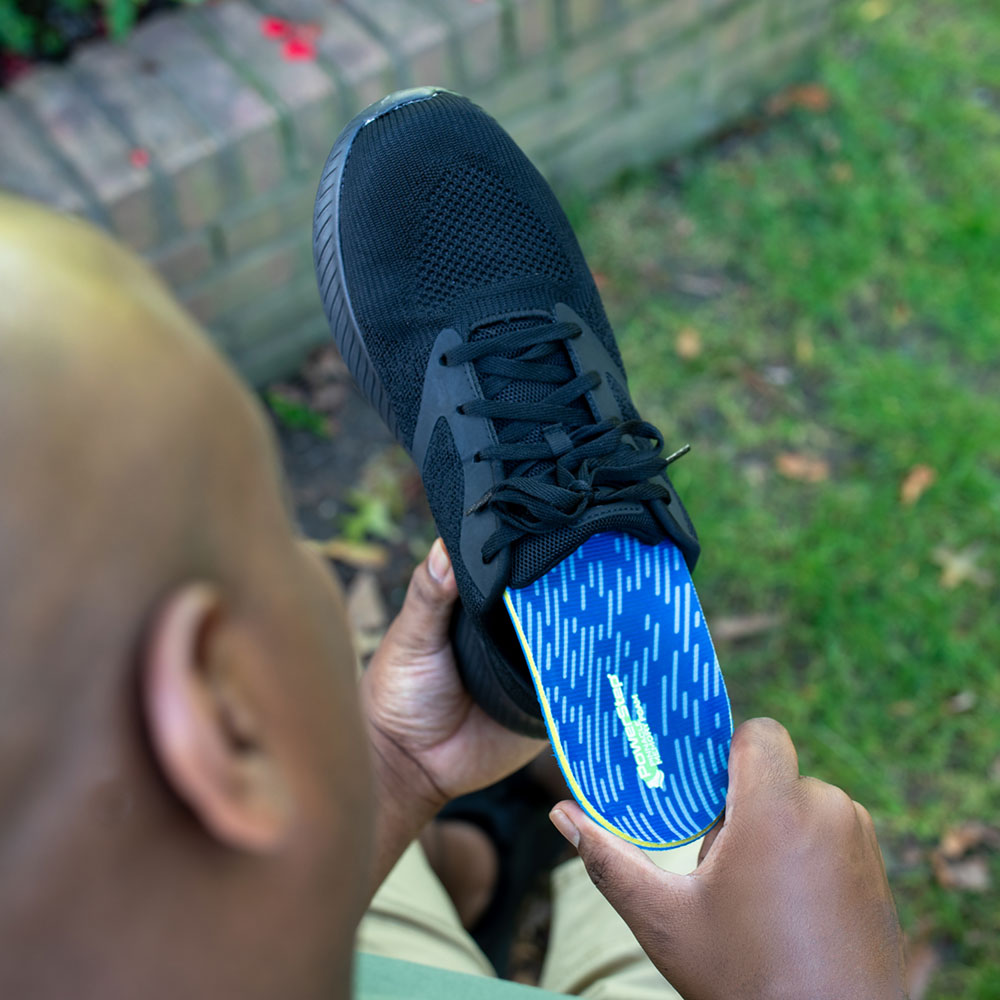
[
  {"xmin": 418, "ymin": 165, "xmax": 573, "ymax": 311},
  {"xmin": 338, "ymin": 92, "xmax": 621, "ymax": 454}
]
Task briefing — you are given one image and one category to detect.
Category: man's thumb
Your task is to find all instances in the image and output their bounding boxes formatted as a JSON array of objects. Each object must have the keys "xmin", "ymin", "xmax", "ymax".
[
  {"xmin": 393, "ymin": 538, "xmax": 458, "ymax": 655},
  {"xmin": 550, "ymin": 801, "xmax": 693, "ymax": 931}
]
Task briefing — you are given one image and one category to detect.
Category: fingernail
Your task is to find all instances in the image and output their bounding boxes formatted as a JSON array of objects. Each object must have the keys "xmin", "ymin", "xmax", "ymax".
[
  {"xmin": 428, "ymin": 538, "xmax": 451, "ymax": 583},
  {"xmin": 549, "ymin": 807, "xmax": 580, "ymax": 848}
]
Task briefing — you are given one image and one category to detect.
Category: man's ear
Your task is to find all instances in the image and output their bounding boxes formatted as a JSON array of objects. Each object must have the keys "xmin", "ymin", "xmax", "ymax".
[{"xmin": 142, "ymin": 583, "xmax": 293, "ymax": 852}]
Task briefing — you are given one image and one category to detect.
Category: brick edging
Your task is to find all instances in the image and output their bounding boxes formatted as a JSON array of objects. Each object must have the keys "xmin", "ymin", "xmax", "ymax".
[{"xmin": 0, "ymin": 0, "xmax": 834, "ymax": 384}]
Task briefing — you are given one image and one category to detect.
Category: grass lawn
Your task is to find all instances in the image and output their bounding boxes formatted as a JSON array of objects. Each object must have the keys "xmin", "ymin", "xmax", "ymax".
[{"xmin": 569, "ymin": 0, "xmax": 999, "ymax": 994}]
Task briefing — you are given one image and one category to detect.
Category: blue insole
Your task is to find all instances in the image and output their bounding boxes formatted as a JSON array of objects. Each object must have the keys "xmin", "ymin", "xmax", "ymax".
[{"xmin": 504, "ymin": 531, "xmax": 732, "ymax": 849}]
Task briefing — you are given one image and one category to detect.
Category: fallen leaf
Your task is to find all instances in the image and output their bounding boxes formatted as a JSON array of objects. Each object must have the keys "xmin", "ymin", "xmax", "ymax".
[
  {"xmin": 303, "ymin": 345, "xmax": 349, "ymax": 386},
  {"xmin": 673, "ymin": 215, "xmax": 696, "ymax": 239},
  {"xmin": 673, "ymin": 273, "xmax": 726, "ymax": 297},
  {"xmin": 900, "ymin": 464, "xmax": 936, "ymax": 505},
  {"xmin": 904, "ymin": 937, "xmax": 943, "ymax": 1000},
  {"xmin": 938, "ymin": 822, "xmax": 1000, "ymax": 859},
  {"xmin": 860, "ymin": 0, "xmax": 890, "ymax": 20},
  {"xmin": 775, "ymin": 452, "xmax": 830, "ymax": 483},
  {"xmin": 766, "ymin": 83, "xmax": 832, "ymax": 116},
  {"xmin": 891, "ymin": 302, "xmax": 912, "ymax": 326},
  {"xmin": 945, "ymin": 689, "xmax": 977, "ymax": 714},
  {"xmin": 741, "ymin": 367, "xmax": 782, "ymax": 400},
  {"xmin": 932, "ymin": 820, "xmax": 999, "ymax": 893},
  {"xmin": 931, "ymin": 543, "xmax": 993, "ymax": 589},
  {"xmin": 305, "ymin": 537, "xmax": 388, "ymax": 570},
  {"xmin": 346, "ymin": 571, "xmax": 388, "ymax": 637},
  {"xmin": 933, "ymin": 854, "xmax": 991, "ymax": 892},
  {"xmin": 675, "ymin": 326, "xmax": 702, "ymax": 360},
  {"xmin": 712, "ymin": 613, "xmax": 785, "ymax": 642},
  {"xmin": 591, "ymin": 270, "xmax": 609, "ymax": 291},
  {"xmin": 794, "ymin": 331, "xmax": 815, "ymax": 364},
  {"xmin": 830, "ymin": 161, "xmax": 853, "ymax": 183},
  {"xmin": 310, "ymin": 381, "xmax": 348, "ymax": 415}
]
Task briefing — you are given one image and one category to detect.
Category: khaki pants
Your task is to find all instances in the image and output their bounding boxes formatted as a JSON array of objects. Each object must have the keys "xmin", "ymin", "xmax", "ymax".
[{"xmin": 356, "ymin": 838, "xmax": 699, "ymax": 998}]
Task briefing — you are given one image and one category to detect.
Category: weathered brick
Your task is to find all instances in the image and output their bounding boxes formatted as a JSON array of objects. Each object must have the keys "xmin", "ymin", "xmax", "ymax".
[
  {"xmin": 343, "ymin": 0, "xmax": 450, "ymax": 87},
  {"xmin": 543, "ymin": 93, "xmax": 710, "ymax": 189},
  {"xmin": 431, "ymin": 0, "xmax": 504, "ymax": 88},
  {"xmin": 181, "ymin": 233, "xmax": 313, "ymax": 324},
  {"xmin": 559, "ymin": 20, "xmax": 624, "ymax": 87},
  {"xmin": 699, "ymin": 0, "xmax": 744, "ymax": 14},
  {"xmin": 506, "ymin": 0, "xmax": 555, "ymax": 60},
  {"xmin": 475, "ymin": 62, "xmax": 558, "ymax": 121},
  {"xmin": 772, "ymin": 0, "xmax": 833, "ymax": 32},
  {"xmin": 195, "ymin": 0, "xmax": 341, "ymax": 174},
  {"xmin": 128, "ymin": 15, "xmax": 285, "ymax": 200},
  {"xmin": 74, "ymin": 41, "xmax": 225, "ymax": 233},
  {"xmin": 622, "ymin": 0, "xmax": 701, "ymax": 51},
  {"xmin": 705, "ymin": 0, "xmax": 769, "ymax": 102},
  {"xmin": 11, "ymin": 65, "xmax": 159, "ymax": 250},
  {"xmin": 755, "ymin": 19, "xmax": 825, "ymax": 76},
  {"xmin": 217, "ymin": 271, "xmax": 321, "ymax": 352},
  {"xmin": 708, "ymin": 0, "xmax": 767, "ymax": 60},
  {"xmin": 216, "ymin": 183, "xmax": 317, "ymax": 258},
  {"xmin": 0, "ymin": 98, "xmax": 94, "ymax": 215},
  {"xmin": 562, "ymin": 0, "xmax": 608, "ymax": 40},
  {"xmin": 561, "ymin": 1, "xmax": 700, "ymax": 91},
  {"xmin": 148, "ymin": 230, "xmax": 215, "ymax": 286},
  {"xmin": 634, "ymin": 31, "xmax": 708, "ymax": 97},
  {"xmin": 235, "ymin": 312, "xmax": 330, "ymax": 386},
  {"xmin": 506, "ymin": 70, "xmax": 622, "ymax": 157},
  {"xmin": 263, "ymin": 0, "xmax": 396, "ymax": 112}
]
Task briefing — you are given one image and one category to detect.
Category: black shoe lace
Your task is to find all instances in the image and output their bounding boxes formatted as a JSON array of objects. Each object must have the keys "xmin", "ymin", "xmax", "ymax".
[{"xmin": 442, "ymin": 318, "xmax": 689, "ymax": 565}]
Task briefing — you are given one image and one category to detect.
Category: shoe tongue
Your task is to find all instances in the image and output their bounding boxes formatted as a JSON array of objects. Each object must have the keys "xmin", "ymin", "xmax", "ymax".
[
  {"xmin": 468, "ymin": 315, "xmax": 590, "ymax": 475},
  {"xmin": 469, "ymin": 315, "xmax": 668, "ymax": 591},
  {"xmin": 509, "ymin": 506, "xmax": 665, "ymax": 589}
]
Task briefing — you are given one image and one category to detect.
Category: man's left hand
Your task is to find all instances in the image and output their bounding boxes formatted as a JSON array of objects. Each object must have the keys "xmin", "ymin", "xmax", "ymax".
[{"xmin": 361, "ymin": 538, "xmax": 545, "ymax": 852}]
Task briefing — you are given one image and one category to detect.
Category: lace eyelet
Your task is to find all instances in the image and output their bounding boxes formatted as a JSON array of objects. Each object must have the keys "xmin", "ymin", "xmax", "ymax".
[
  {"xmin": 456, "ymin": 404, "xmax": 465, "ymax": 415},
  {"xmin": 439, "ymin": 353, "xmax": 449, "ymax": 366},
  {"xmin": 473, "ymin": 452, "xmax": 482, "ymax": 462}
]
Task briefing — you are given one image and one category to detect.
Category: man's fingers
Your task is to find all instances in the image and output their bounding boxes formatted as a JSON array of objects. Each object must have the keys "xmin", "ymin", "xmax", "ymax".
[
  {"xmin": 724, "ymin": 717, "xmax": 800, "ymax": 815},
  {"xmin": 551, "ymin": 801, "xmax": 694, "ymax": 935},
  {"xmin": 391, "ymin": 539, "xmax": 459, "ymax": 656}
]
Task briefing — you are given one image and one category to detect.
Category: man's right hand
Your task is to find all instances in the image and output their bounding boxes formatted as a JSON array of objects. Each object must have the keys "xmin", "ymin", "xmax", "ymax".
[{"xmin": 549, "ymin": 718, "xmax": 907, "ymax": 1000}]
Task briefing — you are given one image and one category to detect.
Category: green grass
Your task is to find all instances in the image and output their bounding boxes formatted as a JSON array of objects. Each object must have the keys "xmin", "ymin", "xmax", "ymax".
[{"xmin": 574, "ymin": 1, "xmax": 1000, "ymax": 995}]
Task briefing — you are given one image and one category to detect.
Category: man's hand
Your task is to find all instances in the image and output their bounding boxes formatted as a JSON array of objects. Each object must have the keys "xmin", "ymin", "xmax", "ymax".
[
  {"xmin": 361, "ymin": 539, "xmax": 545, "ymax": 888},
  {"xmin": 550, "ymin": 718, "xmax": 907, "ymax": 1000}
]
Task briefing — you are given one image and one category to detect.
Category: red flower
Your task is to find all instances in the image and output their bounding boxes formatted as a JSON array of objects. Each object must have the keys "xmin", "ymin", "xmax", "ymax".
[
  {"xmin": 260, "ymin": 16, "xmax": 290, "ymax": 39},
  {"xmin": 129, "ymin": 147, "xmax": 151, "ymax": 169},
  {"xmin": 282, "ymin": 38, "xmax": 316, "ymax": 61}
]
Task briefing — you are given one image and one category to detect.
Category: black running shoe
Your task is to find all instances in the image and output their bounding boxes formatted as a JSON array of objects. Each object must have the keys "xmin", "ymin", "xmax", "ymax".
[{"xmin": 313, "ymin": 88, "xmax": 699, "ymax": 737}]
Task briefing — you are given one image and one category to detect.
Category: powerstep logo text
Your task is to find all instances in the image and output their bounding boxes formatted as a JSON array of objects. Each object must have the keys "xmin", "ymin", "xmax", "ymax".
[{"xmin": 607, "ymin": 674, "xmax": 666, "ymax": 790}]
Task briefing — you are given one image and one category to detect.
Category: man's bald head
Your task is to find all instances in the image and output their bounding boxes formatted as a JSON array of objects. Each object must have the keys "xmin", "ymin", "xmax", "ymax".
[
  {"xmin": 0, "ymin": 197, "xmax": 374, "ymax": 999},
  {"xmin": 0, "ymin": 195, "xmax": 255, "ymax": 687}
]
